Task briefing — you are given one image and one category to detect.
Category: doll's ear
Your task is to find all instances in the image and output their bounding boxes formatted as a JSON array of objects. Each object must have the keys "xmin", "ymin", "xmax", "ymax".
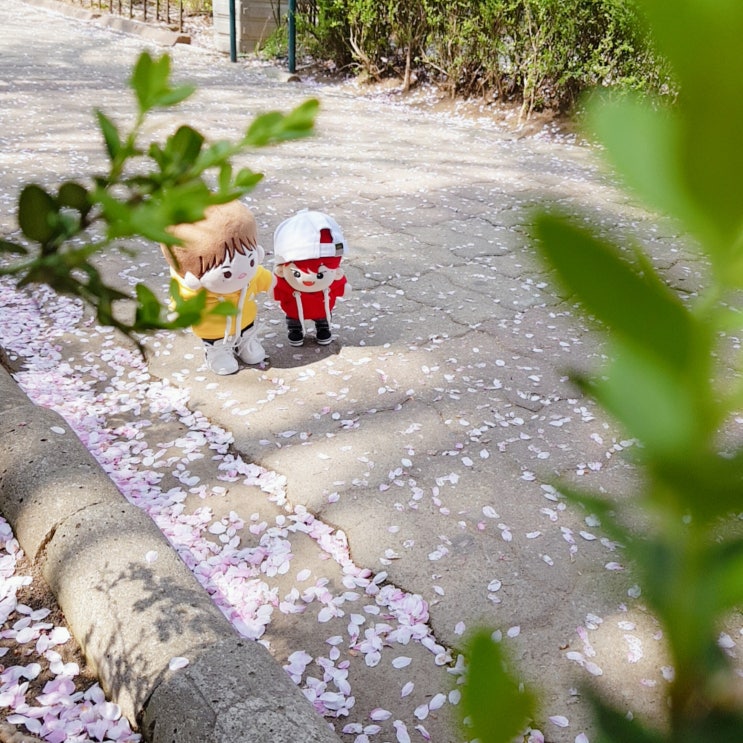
[
  {"xmin": 183, "ymin": 271, "xmax": 202, "ymax": 291},
  {"xmin": 274, "ymin": 264, "xmax": 286, "ymax": 278},
  {"xmin": 255, "ymin": 245, "xmax": 265, "ymax": 263}
]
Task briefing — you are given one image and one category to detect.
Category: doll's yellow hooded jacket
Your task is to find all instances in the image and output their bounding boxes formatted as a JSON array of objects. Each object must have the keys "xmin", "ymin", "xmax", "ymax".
[{"xmin": 170, "ymin": 266, "xmax": 273, "ymax": 340}]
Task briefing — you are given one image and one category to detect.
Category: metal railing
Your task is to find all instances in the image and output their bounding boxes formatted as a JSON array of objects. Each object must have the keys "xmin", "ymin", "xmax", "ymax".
[{"xmin": 74, "ymin": 0, "xmax": 186, "ymax": 31}]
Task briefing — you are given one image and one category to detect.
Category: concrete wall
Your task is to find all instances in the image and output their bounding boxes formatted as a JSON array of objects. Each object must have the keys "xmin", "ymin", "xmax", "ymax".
[{"xmin": 213, "ymin": 0, "xmax": 280, "ymax": 54}]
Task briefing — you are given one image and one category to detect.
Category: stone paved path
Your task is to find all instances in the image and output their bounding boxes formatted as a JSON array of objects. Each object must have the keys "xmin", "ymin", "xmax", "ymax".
[{"xmin": 0, "ymin": 1, "xmax": 717, "ymax": 741}]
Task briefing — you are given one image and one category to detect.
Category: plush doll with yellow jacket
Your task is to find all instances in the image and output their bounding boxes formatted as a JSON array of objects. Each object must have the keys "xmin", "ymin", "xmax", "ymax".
[{"xmin": 162, "ymin": 200, "xmax": 273, "ymax": 375}]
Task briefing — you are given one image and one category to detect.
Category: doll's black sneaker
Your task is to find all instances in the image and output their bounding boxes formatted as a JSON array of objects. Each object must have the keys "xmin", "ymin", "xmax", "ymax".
[
  {"xmin": 315, "ymin": 319, "xmax": 332, "ymax": 345},
  {"xmin": 287, "ymin": 318, "xmax": 304, "ymax": 346}
]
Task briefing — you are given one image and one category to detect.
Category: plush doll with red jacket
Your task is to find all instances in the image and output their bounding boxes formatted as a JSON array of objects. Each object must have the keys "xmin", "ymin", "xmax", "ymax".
[
  {"xmin": 162, "ymin": 200, "xmax": 273, "ymax": 375},
  {"xmin": 272, "ymin": 209, "xmax": 349, "ymax": 346}
]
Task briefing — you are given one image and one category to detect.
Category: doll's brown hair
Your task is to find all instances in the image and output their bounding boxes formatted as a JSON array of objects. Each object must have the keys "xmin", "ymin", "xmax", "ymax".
[{"xmin": 162, "ymin": 200, "xmax": 259, "ymax": 279}]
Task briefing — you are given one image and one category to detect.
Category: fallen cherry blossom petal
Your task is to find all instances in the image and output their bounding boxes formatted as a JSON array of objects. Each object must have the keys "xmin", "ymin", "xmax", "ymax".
[
  {"xmin": 394, "ymin": 719, "xmax": 411, "ymax": 743},
  {"xmin": 414, "ymin": 703, "xmax": 429, "ymax": 720}
]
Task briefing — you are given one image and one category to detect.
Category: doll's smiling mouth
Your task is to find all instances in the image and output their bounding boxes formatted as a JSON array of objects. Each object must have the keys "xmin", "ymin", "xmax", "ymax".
[{"xmin": 302, "ymin": 280, "xmax": 314, "ymax": 286}]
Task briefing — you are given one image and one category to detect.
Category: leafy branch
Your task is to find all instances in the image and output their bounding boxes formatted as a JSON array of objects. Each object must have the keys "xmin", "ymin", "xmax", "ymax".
[
  {"xmin": 0, "ymin": 51, "xmax": 318, "ymax": 352},
  {"xmin": 460, "ymin": 0, "xmax": 743, "ymax": 741}
]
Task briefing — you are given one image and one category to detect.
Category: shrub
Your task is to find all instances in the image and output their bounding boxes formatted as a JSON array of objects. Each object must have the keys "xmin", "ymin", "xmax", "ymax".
[
  {"xmin": 295, "ymin": 0, "xmax": 672, "ymax": 116},
  {"xmin": 296, "ymin": 0, "xmax": 391, "ymax": 77}
]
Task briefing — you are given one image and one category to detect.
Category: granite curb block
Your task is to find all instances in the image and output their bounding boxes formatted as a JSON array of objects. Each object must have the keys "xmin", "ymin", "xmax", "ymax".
[
  {"xmin": 0, "ymin": 365, "xmax": 340, "ymax": 743},
  {"xmin": 22, "ymin": 0, "xmax": 191, "ymax": 46}
]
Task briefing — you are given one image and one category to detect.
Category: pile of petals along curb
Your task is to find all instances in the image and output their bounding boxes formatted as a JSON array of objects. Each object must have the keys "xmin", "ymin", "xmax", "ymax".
[
  {"xmin": 0, "ymin": 279, "xmax": 480, "ymax": 739},
  {"xmin": 0, "ymin": 517, "xmax": 141, "ymax": 743}
]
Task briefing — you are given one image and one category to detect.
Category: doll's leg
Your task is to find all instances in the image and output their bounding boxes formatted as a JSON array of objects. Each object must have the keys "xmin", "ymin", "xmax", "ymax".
[
  {"xmin": 236, "ymin": 323, "xmax": 266, "ymax": 365},
  {"xmin": 314, "ymin": 318, "xmax": 332, "ymax": 345},
  {"xmin": 286, "ymin": 317, "xmax": 304, "ymax": 346},
  {"xmin": 202, "ymin": 338, "xmax": 238, "ymax": 375}
]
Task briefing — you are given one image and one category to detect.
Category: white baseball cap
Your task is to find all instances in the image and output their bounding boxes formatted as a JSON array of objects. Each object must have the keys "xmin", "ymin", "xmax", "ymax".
[{"xmin": 273, "ymin": 209, "xmax": 347, "ymax": 265}]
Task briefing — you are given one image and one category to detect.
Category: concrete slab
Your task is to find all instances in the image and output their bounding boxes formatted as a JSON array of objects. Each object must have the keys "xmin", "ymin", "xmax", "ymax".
[
  {"xmin": 0, "ymin": 366, "xmax": 339, "ymax": 741},
  {"xmin": 143, "ymin": 638, "xmax": 343, "ymax": 743}
]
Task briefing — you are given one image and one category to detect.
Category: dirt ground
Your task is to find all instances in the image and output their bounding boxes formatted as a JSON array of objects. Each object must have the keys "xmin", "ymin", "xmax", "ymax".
[{"xmin": 0, "ymin": 553, "xmax": 98, "ymax": 742}]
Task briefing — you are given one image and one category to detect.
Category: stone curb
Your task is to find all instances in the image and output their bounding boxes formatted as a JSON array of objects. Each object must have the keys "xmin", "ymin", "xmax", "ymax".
[
  {"xmin": 0, "ymin": 365, "xmax": 340, "ymax": 743},
  {"xmin": 21, "ymin": 0, "xmax": 191, "ymax": 46}
]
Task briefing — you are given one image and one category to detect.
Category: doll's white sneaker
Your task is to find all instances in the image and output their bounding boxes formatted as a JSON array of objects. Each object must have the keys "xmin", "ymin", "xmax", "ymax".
[
  {"xmin": 236, "ymin": 327, "xmax": 266, "ymax": 365},
  {"xmin": 204, "ymin": 340, "xmax": 238, "ymax": 375}
]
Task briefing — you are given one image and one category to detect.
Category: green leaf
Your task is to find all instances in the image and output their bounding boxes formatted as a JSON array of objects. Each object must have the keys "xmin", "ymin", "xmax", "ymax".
[
  {"xmin": 195, "ymin": 140, "xmax": 237, "ymax": 171},
  {"xmin": 18, "ymin": 185, "xmax": 57, "ymax": 244},
  {"xmin": 168, "ymin": 278, "xmax": 208, "ymax": 327},
  {"xmin": 148, "ymin": 182, "xmax": 214, "ymax": 234},
  {"xmin": 534, "ymin": 213, "xmax": 697, "ymax": 372},
  {"xmin": 460, "ymin": 630, "xmax": 534, "ymax": 743},
  {"xmin": 586, "ymin": 341, "xmax": 699, "ymax": 459},
  {"xmin": 98, "ymin": 181, "xmax": 213, "ymax": 243},
  {"xmin": 134, "ymin": 283, "xmax": 166, "ymax": 327},
  {"xmin": 658, "ymin": 448, "xmax": 743, "ymax": 522},
  {"xmin": 92, "ymin": 189, "xmax": 134, "ymax": 236},
  {"xmin": 704, "ymin": 538, "xmax": 743, "ymax": 615},
  {"xmin": 281, "ymin": 97, "xmax": 320, "ymax": 137},
  {"xmin": 243, "ymin": 99, "xmax": 319, "ymax": 147},
  {"xmin": 208, "ymin": 301, "xmax": 237, "ymax": 317},
  {"xmin": 234, "ymin": 167, "xmax": 263, "ymax": 190},
  {"xmin": 163, "ymin": 125, "xmax": 205, "ymax": 170},
  {"xmin": 57, "ymin": 181, "xmax": 90, "ymax": 215},
  {"xmin": 635, "ymin": 0, "xmax": 743, "ymax": 252},
  {"xmin": 96, "ymin": 110, "xmax": 123, "ymax": 162},
  {"xmin": 218, "ymin": 163, "xmax": 233, "ymax": 193},
  {"xmin": 244, "ymin": 111, "xmax": 285, "ymax": 147},
  {"xmin": 130, "ymin": 51, "xmax": 162, "ymax": 112},
  {"xmin": 0, "ymin": 239, "xmax": 28, "ymax": 256},
  {"xmin": 587, "ymin": 690, "xmax": 665, "ymax": 743},
  {"xmin": 130, "ymin": 51, "xmax": 194, "ymax": 114},
  {"xmin": 585, "ymin": 93, "xmax": 690, "ymax": 233}
]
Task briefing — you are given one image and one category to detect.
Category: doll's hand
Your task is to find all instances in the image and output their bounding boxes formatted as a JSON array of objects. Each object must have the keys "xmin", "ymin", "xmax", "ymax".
[{"xmin": 183, "ymin": 271, "xmax": 202, "ymax": 291}]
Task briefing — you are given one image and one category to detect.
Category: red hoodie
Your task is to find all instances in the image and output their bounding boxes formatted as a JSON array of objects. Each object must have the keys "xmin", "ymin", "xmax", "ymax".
[{"xmin": 272, "ymin": 259, "xmax": 347, "ymax": 321}]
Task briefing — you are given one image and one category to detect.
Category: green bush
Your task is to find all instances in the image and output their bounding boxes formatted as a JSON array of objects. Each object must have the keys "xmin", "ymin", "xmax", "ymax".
[
  {"xmin": 182, "ymin": 0, "xmax": 212, "ymax": 14},
  {"xmin": 296, "ymin": 0, "xmax": 671, "ymax": 116},
  {"xmin": 257, "ymin": 22, "xmax": 289, "ymax": 59},
  {"xmin": 295, "ymin": 0, "xmax": 380, "ymax": 75},
  {"xmin": 421, "ymin": 0, "xmax": 512, "ymax": 99}
]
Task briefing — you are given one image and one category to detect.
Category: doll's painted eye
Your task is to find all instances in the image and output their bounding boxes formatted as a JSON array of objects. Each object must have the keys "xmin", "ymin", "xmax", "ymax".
[
  {"xmin": 293, "ymin": 270, "xmax": 301, "ymax": 279},
  {"xmin": 249, "ymin": 256, "xmax": 255, "ymax": 267},
  {"xmin": 317, "ymin": 272, "xmax": 324, "ymax": 280},
  {"xmin": 223, "ymin": 270, "xmax": 232, "ymax": 279}
]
